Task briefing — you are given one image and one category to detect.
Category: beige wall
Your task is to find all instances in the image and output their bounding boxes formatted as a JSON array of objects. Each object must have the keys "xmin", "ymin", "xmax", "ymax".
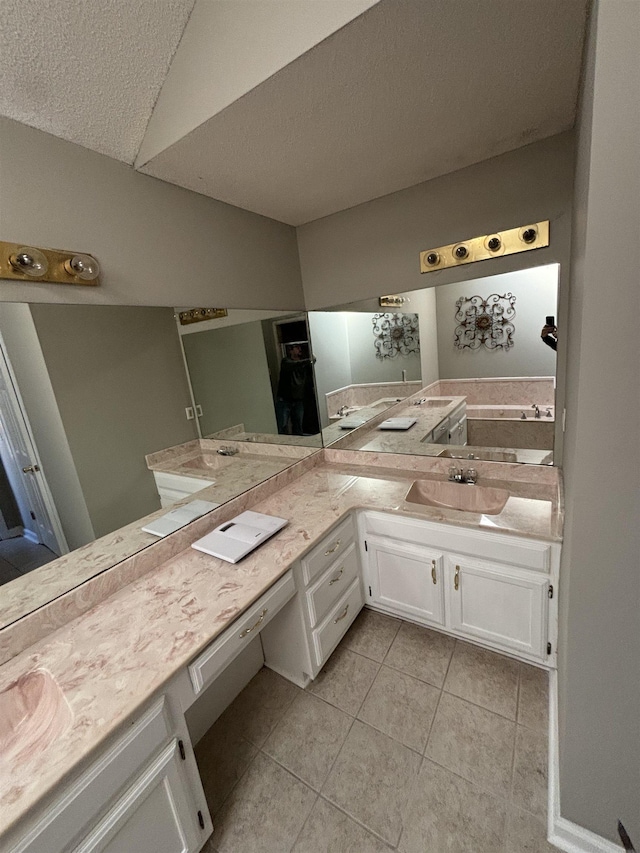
[
  {"xmin": 558, "ymin": 0, "xmax": 639, "ymax": 843},
  {"xmin": 30, "ymin": 305, "xmax": 198, "ymax": 539},
  {"xmin": 0, "ymin": 304, "xmax": 95, "ymax": 550},
  {"xmin": 297, "ymin": 132, "xmax": 574, "ymax": 463},
  {"xmin": 0, "ymin": 117, "xmax": 303, "ymax": 310}
]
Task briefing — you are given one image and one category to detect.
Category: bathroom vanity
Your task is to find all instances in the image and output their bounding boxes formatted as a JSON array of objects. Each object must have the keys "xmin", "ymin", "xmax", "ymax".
[{"xmin": 0, "ymin": 453, "xmax": 562, "ymax": 853}]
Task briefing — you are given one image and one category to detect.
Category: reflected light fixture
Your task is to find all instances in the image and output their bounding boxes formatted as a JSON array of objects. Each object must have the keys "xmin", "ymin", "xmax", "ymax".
[{"xmin": 1, "ymin": 240, "xmax": 101, "ymax": 286}]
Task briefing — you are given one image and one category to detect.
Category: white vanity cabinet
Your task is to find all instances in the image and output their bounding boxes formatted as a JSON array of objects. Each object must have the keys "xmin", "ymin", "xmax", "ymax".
[
  {"xmin": 9, "ymin": 698, "xmax": 211, "ymax": 853},
  {"xmin": 360, "ymin": 511, "xmax": 558, "ymax": 666},
  {"xmin": 365, "ymin": 537, "xmax": 445, "ymax": 626},
  {"xmin": 262, "ymin": 516, "xmax": 364, "ymax": 686}
]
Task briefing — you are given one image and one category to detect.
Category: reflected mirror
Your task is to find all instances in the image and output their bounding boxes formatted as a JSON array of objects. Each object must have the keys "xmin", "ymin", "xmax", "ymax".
[
  {"xmin": 0, "ymin": 303, "xmax": 320, "ymax": 630},
  {"xmin": 309, "ymin": 264, "xmax": 559, "ymax": 465}
]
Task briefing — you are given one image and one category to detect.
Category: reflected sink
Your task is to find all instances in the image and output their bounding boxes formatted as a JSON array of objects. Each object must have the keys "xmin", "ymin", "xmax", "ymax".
[
  {"xmin": 405, "ymin": 480, "xmax": 509, "ymax": 514},
  {"xmin": 0, "ymin": 669, "xmax": 72, "ymax": 760},
  {"xmin": 439, "ymin": 448, "xmax": 518, "ymax": 463},
  {"xmin": 422, "ymin": 399, "xmax": 452, "ymax": 407},
  {"xmin": 182, "ymin": 453, "xmax": 234, "ymax": 471}
]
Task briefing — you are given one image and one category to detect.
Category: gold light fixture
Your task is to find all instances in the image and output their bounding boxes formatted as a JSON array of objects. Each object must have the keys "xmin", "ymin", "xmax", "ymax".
[
  {"xmin": 177, "ymin": 308, "xmax": 228, "ymax": 326},
  {"xmin": 379, "ymin": 295, "xmax": 410, "ymax": 308},
  {"xmin": 419, "ymin": 221, "xmax": 550, "ymax": 273},
  {"xmin": 1, "ymin": 241, "xmax": 101, "ymax": 285}
]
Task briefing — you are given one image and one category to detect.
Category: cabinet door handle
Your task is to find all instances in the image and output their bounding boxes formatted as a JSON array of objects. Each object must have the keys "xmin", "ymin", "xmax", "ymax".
[
  {"xmin": 431, "ymin": 559, "xmax": 437, "ymax": 585},
  {"xmin": 239, "ymin": 608, "xmax": 268, "ymax": 638},
  {"xmin": 324, "ymin": 539, "xmax": 341, "ymax": 556},
  {"xmin": 333, "ymin": 604, "xmax": 349, "ymax": 624},
  {"xmin": 329, "ymin": 568, "xmax": 344, "ymax": 585},
  {"xmin": 454, "ymin": 565, "xmax": 460, "ymax": 591}
]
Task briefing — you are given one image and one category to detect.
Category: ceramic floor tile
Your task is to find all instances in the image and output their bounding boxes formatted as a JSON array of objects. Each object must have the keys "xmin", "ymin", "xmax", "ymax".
[
  {"xmin": 211, "ymin": 752, "xmax": 316, "ymax": 853},
  {"xmin": 218, "ymin": 667, "xmax": 300, "ymax": 747},
  {"xmin": 358, "ymin": 664, "xmax": 440, "ymax": 753},
  {"xmin": 399, "ymin": 759, "xmax": 507, "ymax": 853},
  {"xmin": 518, "ymin": 664, "xmax": 549, "ymax": 732},
  {"xmin": 425, "ymin": 692, "xmax": 516, "ymax": 797},
  {"xmin": 292, "ymin": 797, "xmax": 393, "ymax": 853},
  {"xmin": 263, "ymin": 692, "xmax": 353, "ymax": 790},
  {"xmin": 194, "ymin": 714, "xmax": 258, "ymax": 815},
  {"xmin": 444, "ymin": 641, "xmax": 520, "ymax": 719},
  {"xmin": 384, "ymin": 621, "xmax": 455, "ymax": 688},
  {"xmin": 512, "ymin": 725, "xmax": 548, "ymax": 818},
  {"xmin": 0, "ymin": 538, "xmax": 56, "ymax": 569},
  {"xmin": 308, "ymin": 647, "xmax": 379, "ymax": 716},
  {"xmin": 0, "ymin": 557, "xmax": 21, "ymax": 585},
  {"xmin": 322, "ymin": 719, "xmax": 421, "ymax": 846},
  {"xmin": 504, "ymin": 806, "xmax": 560, "ymax": 852},
  {"xmin": 342, "ymin": 608, "xmax": 402, "ymax": 662}
]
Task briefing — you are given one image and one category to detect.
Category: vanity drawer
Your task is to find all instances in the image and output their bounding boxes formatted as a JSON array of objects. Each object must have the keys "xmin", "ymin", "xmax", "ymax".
[
  {"xmin": 306, "ymin": 543, "xmax": 360, "ymax": 628},
  {"xmin": 312, "ymin": 578, "xmax": 363, "ymax": 668},
  {"xmin": 301, "ymin": 516, "xmax": 356, "ymax": 585},
  {"xmin": 189, "ymin": 570, "xmax": 295, "ymax": 695}
]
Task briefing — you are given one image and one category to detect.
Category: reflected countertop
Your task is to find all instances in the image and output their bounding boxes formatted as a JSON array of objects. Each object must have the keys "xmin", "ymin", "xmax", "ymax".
[{"xmin": 0, "ymin": 455, "xmax": 562, "ymax": 842}]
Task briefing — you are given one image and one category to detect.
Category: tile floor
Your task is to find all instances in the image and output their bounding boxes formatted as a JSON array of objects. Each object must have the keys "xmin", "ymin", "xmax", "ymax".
[
  {"xmin": 196, "ymin": 608, "xmax": 556, "ymax": 853},
  {"xmin": 0, "ymin": 536, "xmax": 57, "ymax": 585}
]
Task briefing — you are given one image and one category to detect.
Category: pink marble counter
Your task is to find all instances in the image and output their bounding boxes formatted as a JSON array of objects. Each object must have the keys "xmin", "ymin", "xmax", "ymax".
[{"xmin": 0, "ymin": 456, "xmax": 562, "ymax": 843}]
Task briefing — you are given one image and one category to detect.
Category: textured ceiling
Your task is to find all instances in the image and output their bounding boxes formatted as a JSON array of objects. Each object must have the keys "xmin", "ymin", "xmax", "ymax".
[
  {"xmin": 140, "ymin": 0, "xmax": 588, "ymax": 224},
  {"xmin": 0, "ymin": 0, "xmax": 195, "ymax": 163}
]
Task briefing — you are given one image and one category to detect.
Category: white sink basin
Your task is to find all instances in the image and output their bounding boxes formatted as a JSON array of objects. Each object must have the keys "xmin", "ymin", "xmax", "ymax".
[
  {"xmin": 405, "ymin": 480, "xmax": 509, "ymax": 514},
  {"xmin": 0, "ymin": 669, "xmax": 72, "ymax": 760}
]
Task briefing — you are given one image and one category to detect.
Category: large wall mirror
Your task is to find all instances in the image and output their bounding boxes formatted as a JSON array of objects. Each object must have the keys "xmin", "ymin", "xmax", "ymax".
[
  {"xmin": 0, "ymin": 303, "xmax": 321, "ymax": 630},
  {"xmin": 308, "ymin": 263, "xmax": 559, "ymax": 464}
]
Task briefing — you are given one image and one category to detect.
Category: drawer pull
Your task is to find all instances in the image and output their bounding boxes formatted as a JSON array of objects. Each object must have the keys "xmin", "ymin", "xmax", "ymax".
[
  {"xmin": 431, "ymin": 559, "xmax": 437, "ymax": 585},
  {"xmin": 454, "ymin": 565, "xmax": 460, "ymax": 591},
  {"xmin": 239, "ymin": 608, "xmax": 268, "ymax": 638},
  {"xmin": 328, "ymin": 568, "xmax": 344, "ymax": 586},
  {"xmin": 333, "ymin": 604, "xmax": 349, "ymax": 624},
  {"xmin": 324, "ymin": 539, "xmax": 342, "ymax": 556}
]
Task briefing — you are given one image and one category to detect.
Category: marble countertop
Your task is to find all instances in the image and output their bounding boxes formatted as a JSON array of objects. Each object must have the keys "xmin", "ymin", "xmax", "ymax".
[
  {"xmin": 0, "ymin": 457, "xmax": 562, "ymax": 842},
  {"xmin": 1, "ymin": 441, "xmax": 318, "ymax": 632}
]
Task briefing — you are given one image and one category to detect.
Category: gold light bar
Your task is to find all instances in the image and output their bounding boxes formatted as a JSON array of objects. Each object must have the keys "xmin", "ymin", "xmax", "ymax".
[
  {"xmin": 379, "ymin": 295, "xmax": 409, "ymax": 308},
  {"xmin": 177, "ymin": 308, "xmax": 228, "ymax": 326},
  {"xmin": 419, "ymin": 221, "xmax": 549, "ymax": 273},
  {"xmin": 0, "ymin": 240, "xmax": 101, "ymax": 286}
]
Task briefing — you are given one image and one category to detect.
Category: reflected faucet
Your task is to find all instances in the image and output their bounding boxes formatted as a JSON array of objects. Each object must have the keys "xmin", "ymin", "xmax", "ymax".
[
  {"xmin": 217, "ymin": 446, "xmax": 238, "ymax": 456},
  {"xmin": 531, "ymin": 404, "xmax": 541, "ymax": 419},
  {"xmin": 337, "ymin": 406, "xmax": 349, "ymax": 416}
]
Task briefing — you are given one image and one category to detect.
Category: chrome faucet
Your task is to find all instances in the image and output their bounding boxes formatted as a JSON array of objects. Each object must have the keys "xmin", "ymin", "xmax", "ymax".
[
  {"xmin": 448, "ymin": 466, "xmax": 477, "ymax": 485},
  {"xmin": 531, "ymin": 404, "xmax": 541, "ymax": 419},
  {"xmin": 337, "ymin": 405, "xmax": 349, "ymax": 416},
  {"xmin": 217, "ymin": 446, "xmax": 238, "ymax": 456}
]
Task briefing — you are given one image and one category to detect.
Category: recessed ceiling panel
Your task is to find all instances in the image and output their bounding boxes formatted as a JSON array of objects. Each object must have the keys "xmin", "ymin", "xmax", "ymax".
[{"xmin": 140, "ymin": 0, "xmax": 588, "ymax": 224}]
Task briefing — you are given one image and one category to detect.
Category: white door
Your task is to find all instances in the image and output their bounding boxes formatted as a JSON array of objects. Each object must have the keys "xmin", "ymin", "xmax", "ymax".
[
  {"xmin": 365, "ymin": 536, "xmax": 445, "ymax": 626},
  {"xmin": 444, "ymin": 555, "xmax": 549, "ymax": 660},
  {"xmin": 0, "ymin": 344, "xmax": 65, "ymax": 554},
  {"xmin": 73, "ymin": 741, "xmax": 208, "ymax": 853}
]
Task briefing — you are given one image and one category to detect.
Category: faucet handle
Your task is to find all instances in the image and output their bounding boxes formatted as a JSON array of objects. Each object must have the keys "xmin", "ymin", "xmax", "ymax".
[
  {"xmin": 465, "ymin": 468, "xmax": 478, "ymax": 484},
  {"xmin": 448, "ymin": 465, "xmax": 461, "ymax": 481}
]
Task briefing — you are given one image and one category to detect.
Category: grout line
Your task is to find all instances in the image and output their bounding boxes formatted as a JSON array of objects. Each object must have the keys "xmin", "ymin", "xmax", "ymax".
[{"xmin": 288, "ymin": 791, "xmax": 320, "ymax": 853}]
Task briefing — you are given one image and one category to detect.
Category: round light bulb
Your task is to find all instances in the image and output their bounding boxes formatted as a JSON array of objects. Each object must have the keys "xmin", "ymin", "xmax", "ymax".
[
  {"xmin": 9, "ymin": 247, "xmax": 49, "ymax": 278},
  {"xmin": 64, "ymin": 254, "xmax": 100, "ymax": 281}
]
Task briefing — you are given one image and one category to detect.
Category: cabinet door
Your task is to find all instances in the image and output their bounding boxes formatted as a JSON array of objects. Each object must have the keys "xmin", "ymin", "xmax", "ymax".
[
  {"xmin": 445, "ymin": 556, "xmax": 549, "ymax": 660},
  {"xmin": 73, "ymin": 741, "xmax": 206, "ymax": 853},
  {"xmin": 366, "ymin": 537, "xmax": 444, "ymax": 626}
]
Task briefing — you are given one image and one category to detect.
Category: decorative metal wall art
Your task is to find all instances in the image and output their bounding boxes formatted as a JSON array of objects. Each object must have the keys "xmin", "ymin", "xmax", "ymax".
[
  {"xmin": 454, "ymin": 294, "xmax": 516, "ymax": 350},
  {"xmin": 372, "ymin": 313, "xmax": 420, "ymax": 360}
]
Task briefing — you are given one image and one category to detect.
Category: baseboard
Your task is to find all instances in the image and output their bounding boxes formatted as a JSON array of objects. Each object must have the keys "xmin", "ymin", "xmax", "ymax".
[
  {"xmin": 22, "ymin": 528, "xmax": 39, "ymax": 545},
  {"xmin": 548, "ymin": 671, "xmax": 624, "ymax": 853}
]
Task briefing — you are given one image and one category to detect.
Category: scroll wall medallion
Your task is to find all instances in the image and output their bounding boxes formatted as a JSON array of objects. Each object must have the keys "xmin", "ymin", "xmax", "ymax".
[
  {"xmin": 372, "ymin": 313, "xmax": 420, "ymax": 359},
  {"xmin": 454, "ymin": 294, "xmax": 516, "ymax": 350}
]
